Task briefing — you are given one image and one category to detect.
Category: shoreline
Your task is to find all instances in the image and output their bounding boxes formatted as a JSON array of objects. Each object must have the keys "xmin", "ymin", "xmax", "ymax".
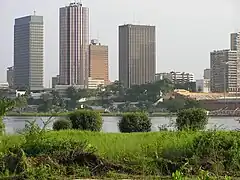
[{"xmin": 6, "ymin": 112, "xmax": 240, "ymax": 118}]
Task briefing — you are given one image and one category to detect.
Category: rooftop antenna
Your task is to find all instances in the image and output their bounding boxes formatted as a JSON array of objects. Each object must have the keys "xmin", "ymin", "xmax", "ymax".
[
  {"xmin": 133, "ymin": 12, "xmax": 136, "ymax": 25},
  {"xmin": 97, "ymin": 30, "xmax": 100, "ymax": 40},
  {"xmin": 33, "ymin": 10, "xmax": 36, "ymax": 16}
]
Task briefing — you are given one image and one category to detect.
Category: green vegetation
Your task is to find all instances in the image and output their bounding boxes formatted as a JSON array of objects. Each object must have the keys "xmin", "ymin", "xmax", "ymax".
[
  {"xmin": 3, "ymin": 79, "xmax": 201, "ymax": 114},
  {"xmin": 0, "ymin": 98, "xmax": 15, "ymax": 135},
  {"xmin": 118, "ymin": 112, "xmax": 151, "ymax": 133},
  {"xmin": 68, "ymin": 110, "xmax": 103, "ymax": 131},
  {"xmin": 0, "ymin": 130, "xmax": 239, "ymax": 179},
  {"xmin": 53, "ymin": 118, "xmax": 72, "ymax": 131},
  {"xmin": 176, "ymin": 108, "xmax": 208, "ymax": 131}
]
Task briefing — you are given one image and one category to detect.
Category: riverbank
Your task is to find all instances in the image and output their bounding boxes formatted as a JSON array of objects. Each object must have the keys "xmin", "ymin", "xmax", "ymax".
[
  {"xmin": 0, "ymin": 130, "xmax": 239, "ymax": 179},
  {"xmin": 6, "ymin": 112, "xmax": 174, "ymax": 117}
]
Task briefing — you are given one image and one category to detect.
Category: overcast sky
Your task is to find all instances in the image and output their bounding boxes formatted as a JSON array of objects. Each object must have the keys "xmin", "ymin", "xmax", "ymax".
[{"xmin": 0, "ymin": 0, "xmax": 239, "ymax": 87}]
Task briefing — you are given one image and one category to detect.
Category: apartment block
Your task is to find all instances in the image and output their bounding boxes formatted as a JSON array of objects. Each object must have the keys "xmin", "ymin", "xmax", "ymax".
[
  {"xmin": 210, "ymin": 49, "xmax": 238, "ymax": 92},
  {"xmin": 89, "ymin": 39, "xmax": 108, "ymax": 85},
  {"xmin": 170, "ymin": 71, "xmax": 194, "ymax": 84},
  {"xmin": 14, "ymin": 15, "xmax": 44, "ymax": 90},
  {"xmin": 119, "ymin": 24, "xmax": 156, "ymax": 88}
]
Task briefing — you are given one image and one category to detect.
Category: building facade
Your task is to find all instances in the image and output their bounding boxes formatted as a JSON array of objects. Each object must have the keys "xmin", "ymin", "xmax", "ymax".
[
  {"xmin": 59, "ymin": 2, "xmax": 89, "ymax": 88},
  {"xmin": 203, "ymin": 69, "xmax": 211, "ymax": 79},
  {"xmin": 7, "ymin": 66, "xmax": 14, "ymax": 88},
  {"xmin": 88, "ymin": 77, "xmax": 105, "ymax": 89},
  {"xmin": 119, "ymin": 24, "xmax": 156, "ymax": 88},
  {"xmin": 52, "ymin": 75, "xmax": 60, "ymax": 88},
  {"xmin": 154, "ymin": 73, "xmax": 172, "ymax": 82},
  {"xmin": 210, "ymin": 49, "xmax": 238, "ymax": 92},
  {"xmin": 89, "ymin": 39, "xmax": 108, "ymax": 85},
  {"xmin": 14, "ymin": 15, "xmax": 44, "ymax": 90},
  {"xmin": 196, "ymin": 79, "xmax": 210, "ymax": 93},
  {"xmin": 170, "ymin": 71, "xmax": 194, "ymax": 84},
  {"xmin": 231, "ymin": 33, "xmax": 238, "ymax": 51}
]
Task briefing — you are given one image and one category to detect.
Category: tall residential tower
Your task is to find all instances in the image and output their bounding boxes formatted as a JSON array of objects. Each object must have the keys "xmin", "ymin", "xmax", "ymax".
[
  {"xmin": 119, "ymin": 24, "xmax": 156, "ymax": 88},
  {"xmin": 14, "ymin": 15, "xmax": 44, "ymax": 90},
  {"xmin": 59, "ymin": 2, "xmax": 89, "ymax": 88}
]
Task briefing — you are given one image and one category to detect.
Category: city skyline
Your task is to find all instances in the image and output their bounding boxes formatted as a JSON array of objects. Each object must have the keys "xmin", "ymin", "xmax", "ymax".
[{"xmin": 0, "ymin": 0, "xmax": 239, "ymax": 87}]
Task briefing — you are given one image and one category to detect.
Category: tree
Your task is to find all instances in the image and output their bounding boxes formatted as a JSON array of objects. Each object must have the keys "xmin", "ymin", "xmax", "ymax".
[
  {"xmin": 163, "ymin": 98, "xmax": 185, "ymax": 112},
  {"xmin": 176, "ymin": 108, "xmax": 208, "ymax": 131},
  {"xmin": 15, "ymin": 96, "xmax": 28, "ymax": 111},
  {"xmin": 184, "ymin": 99, "xmax": 201, "ymax": 109},
  {"xmin": 118, "ymin": 112, "xmax": 151, "ymax": 133},
  {"xmin": 0, "ymin": 98, "xmax": 15, "ymax": 134}
]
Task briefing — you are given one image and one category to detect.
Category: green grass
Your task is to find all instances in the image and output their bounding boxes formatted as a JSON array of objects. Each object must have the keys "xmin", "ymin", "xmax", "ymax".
[{"xmin": 0, "ymin": 130, "xmax": 239, "ymax": 179}]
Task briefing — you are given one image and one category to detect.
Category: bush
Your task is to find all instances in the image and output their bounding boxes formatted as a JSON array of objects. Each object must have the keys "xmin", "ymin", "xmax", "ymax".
[
  {"xmin": 176, "ymin": 108, "xmax": 208, "ymax": 131},
  {"xmin": 53, "ymin": 118, "xmax": 72, "ymax": 131},
  {"xmin": 118, "ymin": 112, "xmax": 151, "ymax": 133},
  {"xmin": 68, "ymin": 110, "xmax": 102, "ymax": 131}
]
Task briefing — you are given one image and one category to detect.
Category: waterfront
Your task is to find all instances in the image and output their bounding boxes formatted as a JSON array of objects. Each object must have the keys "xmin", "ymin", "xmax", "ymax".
[{"xmin": 3, "ymin": 116, "xmax": 240, "ymax": 134}]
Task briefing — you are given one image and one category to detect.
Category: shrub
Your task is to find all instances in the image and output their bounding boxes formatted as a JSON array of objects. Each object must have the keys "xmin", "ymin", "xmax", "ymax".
[
  {"xmin": 53, "ymin": 118, "xmax": 72, "ymax": 131},
  {"xmin": 68, "ymin": 110, "xmax": 102, "ymax": 131},
  {"xmin": 176, "ymin": 108, "xmax": 208, "ymax": 131},
  {"xmin": 118, "ymin": 112, "xmax": 151, "ymax": 133}
]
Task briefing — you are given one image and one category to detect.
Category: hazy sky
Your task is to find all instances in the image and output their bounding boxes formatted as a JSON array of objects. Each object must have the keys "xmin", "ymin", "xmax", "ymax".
[{"xmin": 0, "ymin": 0, "xmax": 239, "ymax": 87}]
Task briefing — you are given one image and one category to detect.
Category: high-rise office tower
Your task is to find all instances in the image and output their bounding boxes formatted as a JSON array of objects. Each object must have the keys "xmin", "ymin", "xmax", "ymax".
[
  {"xmin": 119, "ymin": 24, "xmax": 156, "ymax": 88},
  {"xmin": 14, "ymin": 15, "xmax": 44, "ymax": 90},
  {"xmin": 89, "ymin": 39, "xmax": 109, "ymax": 85},
  {"xmin": 59, "ymin": 2, "xmax": 89, "ymax": 88}
]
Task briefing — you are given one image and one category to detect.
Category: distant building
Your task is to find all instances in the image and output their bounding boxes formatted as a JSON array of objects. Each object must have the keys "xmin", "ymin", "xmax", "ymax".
[
  {"xmin": 119, "ymin": 24, "xmax": 156, "ymax": 88},
  {"xmin": 203, "ymin": 69, "xmax": 211, "ymax": 79},
  {"xmin": 196, "ymin": 79, "xmax": 210, "ymax": 93},
  {"xmin": 89, "ymin": 39, "xmax": 109, "ymax": 85},
  {"xmin": 88, "ymin": 77, "xmax": 104, "ymax": 89},
  {"xmin": 55, "ymin": 85, "xmax": 84, "ymax": 97},
  {"xmin": 14, "ymin": 15, "xmax": 44, "ymax": 90},
  {"xmin": 52, "ymin": 75, "xmax": 60, "ymax": 88},
  {"xmin": 210, "ymin": 49, "xmax": 238, "ymax": 92},
  {"xmin": 230, "ymin": 33, "xmax": 238, "ymax": 51},
  {"xmin": 170, "ymin": 71, "xmax": 194, "ymax": 84},
  {"xmin": 154, "ymin": 73, "xmax": 172, "ymax": 82},
  {"xmin": 7, "ymin": 66, "xmax": 14, "ymax": 88},
  {"xmin": 59, "ymin": 2, "xmax": 89, "ymax": 87}
]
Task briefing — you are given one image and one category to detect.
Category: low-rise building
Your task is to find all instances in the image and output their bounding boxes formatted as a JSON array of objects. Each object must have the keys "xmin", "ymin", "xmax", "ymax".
[
  {"xmin": 88, "ymin": 77, "xmax": 105, "ymax": 89},
  {"xmin": 196, "ymin": 79, "xmax": 210, "ymax": 93}
]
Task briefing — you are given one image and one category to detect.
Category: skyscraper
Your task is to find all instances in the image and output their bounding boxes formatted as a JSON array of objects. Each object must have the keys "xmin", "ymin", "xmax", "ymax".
[
  {"xmin": 119, "ymin": 24, "xmax": 156, "ymax": 88},
  {"xmin": 89, "ymin": 39, "xmax": 109, "ymax": 85},
  {"xmin": 14, "ymin": 15, "xmax": 44, "ymax": 90},
  {"xmin": 59, "ymin": 2, "xmax": 89, "ymax": 88}
]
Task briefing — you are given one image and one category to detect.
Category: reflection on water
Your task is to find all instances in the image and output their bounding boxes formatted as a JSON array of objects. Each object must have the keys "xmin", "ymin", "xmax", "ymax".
[{"xmin": 3, "ymin": 116, "xmax": 240, "ymax": 134}]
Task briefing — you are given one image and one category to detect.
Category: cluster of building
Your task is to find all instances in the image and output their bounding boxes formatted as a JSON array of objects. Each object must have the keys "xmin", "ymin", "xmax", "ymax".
[{"xmin": 6, "ymin": 2, "xmax": 159, "ymax": 92}]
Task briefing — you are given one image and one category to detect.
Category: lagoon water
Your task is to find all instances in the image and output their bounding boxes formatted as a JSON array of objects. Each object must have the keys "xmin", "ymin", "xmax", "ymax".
[{"xmin": 3, "ymin": 116, "xmax": 240, "ymax": 134}]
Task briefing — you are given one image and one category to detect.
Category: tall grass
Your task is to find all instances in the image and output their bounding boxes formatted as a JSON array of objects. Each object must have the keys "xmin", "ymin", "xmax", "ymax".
[{"xmin": 0, "ymin": 130, "xmax": 239, "ymax": 178}]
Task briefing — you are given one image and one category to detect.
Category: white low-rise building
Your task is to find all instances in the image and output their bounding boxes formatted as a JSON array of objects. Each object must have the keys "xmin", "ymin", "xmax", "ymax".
[
  {"xmin": 196, "ymin": 79, "xmax": 210, "ymax": 93},
  {"xmin": 88, "ymin": 78, "xmax": 104, "ymax": 89}
]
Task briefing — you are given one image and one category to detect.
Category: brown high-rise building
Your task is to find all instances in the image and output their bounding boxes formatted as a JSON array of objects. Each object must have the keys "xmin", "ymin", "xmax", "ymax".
[
  {"xmin": 119, "ymin": 24, "xmax": 156, "ymax": 88},
  {"xmin": 89, "ymin": 39, "xmax": 109, "ymax": 85},
  {"xmin": 59, "ymin": 2, "xmax": 89, "ymax": 87}
]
